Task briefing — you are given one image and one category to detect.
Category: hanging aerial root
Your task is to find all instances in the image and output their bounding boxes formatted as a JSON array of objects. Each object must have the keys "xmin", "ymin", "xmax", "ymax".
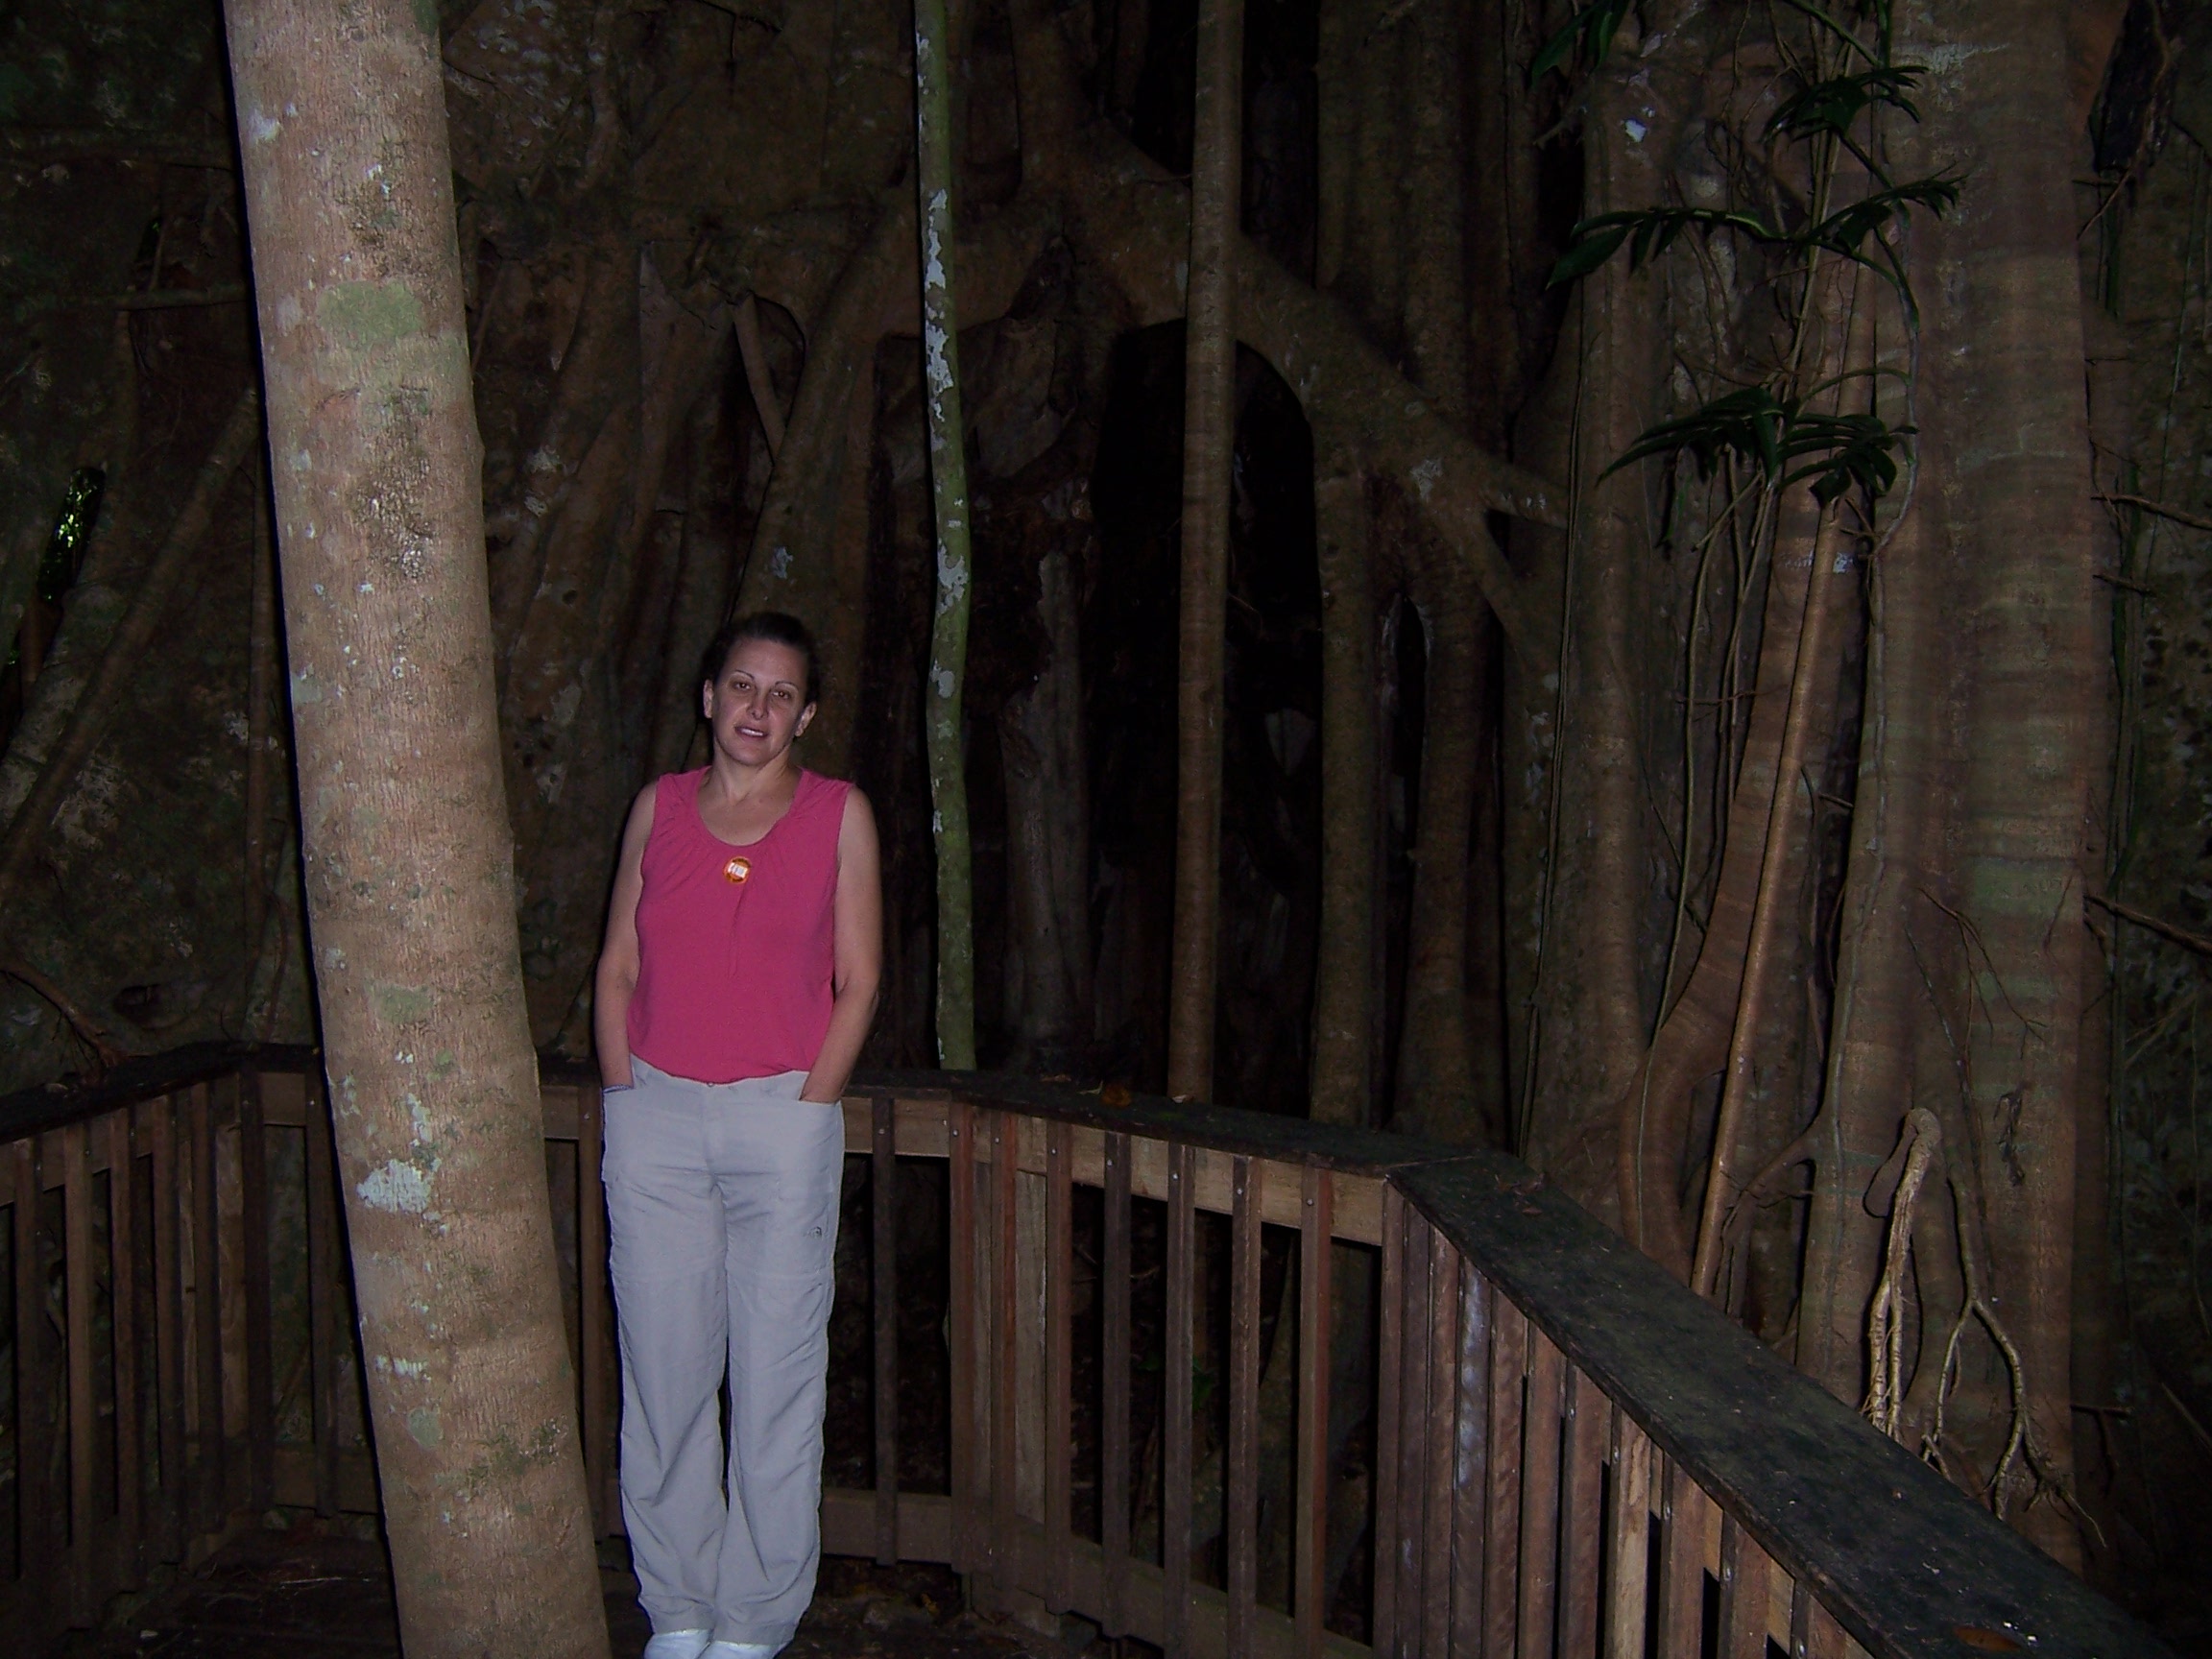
[
  {"xmin": 1861, "ymin": 1108, "xmax": 2091, "ymax": 1531},
  {"xmin": 0, "ymin": 956, "xmax": 124, "ymax": 1069}
]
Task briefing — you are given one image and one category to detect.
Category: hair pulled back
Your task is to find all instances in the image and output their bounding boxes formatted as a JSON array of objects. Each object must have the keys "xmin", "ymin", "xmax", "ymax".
[{"xmin": 698, "ymin": 611, "xmax": 821, "ymax": 706}]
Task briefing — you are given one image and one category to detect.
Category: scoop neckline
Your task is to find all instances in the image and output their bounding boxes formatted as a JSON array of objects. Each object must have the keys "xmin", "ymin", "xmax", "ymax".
[{"xmin": 687, "ymin": 766, "xmax": 809, "ymax": 851}]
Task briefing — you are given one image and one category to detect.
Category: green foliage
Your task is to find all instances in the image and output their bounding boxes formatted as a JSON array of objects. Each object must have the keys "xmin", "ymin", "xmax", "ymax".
[
  {"xmin": 1541, "ymin": 0, "xmax": 1940, "ymax": 508},
  {"xmin": 1529, "ymin": 0, "xmax": 1635, "ymax": 85},
  {"xmin": 38, "ymin": 468, "xmax": 105, "ymax": 606},
  {"xmin": 1548, "ymin": 207, "xmax": 1782, "ymax": 286},
  {"xmin": 1548, "ymin": 179, "xmax": 1958, "ymax": 312},
  {"xmin": 1765, "ymin": 64, "xmax": 1923, "ymax": 182},
  {"xmin": 1602, "ymin": 387, "xmax": 1911, "ymax": 505}
]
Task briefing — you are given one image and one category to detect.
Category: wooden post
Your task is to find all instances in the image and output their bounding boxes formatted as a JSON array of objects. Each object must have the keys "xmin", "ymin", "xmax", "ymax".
[
  {"xmin": 1226, "ymin": 1158, "xmax": 1262, "ymax": 1659},
  {"xmin": 1394, "ymin": 1206, "xmax": 1433, "ymax": 1659},
  {"xmin": 949, "ymin": 1103, "xmax": 979, "ymax": 1575},
  {"xmin": 1421, "ymin": 1229, "xmax": 1456, "ymax": 1659},
  {"xmin": 1558, "ymin": 1367, "xmax": 1608, "ymax": 1659},
  {"xmin": 1294, "ymin": 1166, "xmax": 1333, "ymax": 1659},
  {"xmin": 1164, "ymin": 1141, "xmax": 1196, "ymax": 1658},
  {"xmin": 1101, "ymin": 1131, "xmax": 1133, "ymax": 1636},
  {"xmin": 303, "ymin": 1067, "xmax": 343, "ymax": 1519},
  {"xmin": 580, "ymin": 1083, "xmax": 613, "ymax": 1534},
  {"xmin": 874, "ymin": 1098, "xmax": 901, "ymax": 1566},
  {"xmin": 1450, "ymin": 1268, "xmax": 1492, "ymax": 1659},
  {"xmin": 1374, "ymin": 1184, "xmax": 1405, "ymax": 1659},
  {"xmin": 62, "ymin": 1123, "xmax": 96, "ymax": 1620},
  {"xmin": 108, "ymin": 1109, "xmax": 145, "ymax": 1582},
  {"xmin": 1483, "ymin": 1294, "xmax": 1527, "ymax": 1659},
  {"xmin": 150, "ymin": 1098, "xmax": 187, "ymax": 1558},
  {"xmin": 189, "ymin": 1084, "xmax": 225, "ymax": 1533},
  {"xmin": 1657, "ymin": 1458, "xmax": 1710, "ymax": 1659},
  {"xmin": 238, "ymin": 1071, "xmax": 276, "ymax": 1511},
  {"xmin": 992, "ymin": 1115, "xmax": 1019, "ymax": 1589},
  {"xmin": 1516, "ymin": 1330, "xmax": 1566, "ymax": 1659},
  {"xmin": 1719, "ymin": 1517, "xmax": 1773, "ymax": 1659},
  {"xmin": 1045, "ymin": 1119, "xmax": 1073, "ymax": 1608},
  {"xmin": 1605, "ymin": 1409, "xmax": 1653, "ymax": 1659},
  {"xmin": 13, "ymin": 1140, "xmax": 54, "ymax": 1639}
]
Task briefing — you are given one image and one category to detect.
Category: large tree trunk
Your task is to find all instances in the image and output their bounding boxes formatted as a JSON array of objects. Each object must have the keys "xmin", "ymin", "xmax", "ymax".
[
  {"xmin": 1803, "ymin": 0, "xmax": 2097, "ymax": 1560},
  {"xmin": 223, "ymin": 1, "xmax": 609, "ymax": 1650}
]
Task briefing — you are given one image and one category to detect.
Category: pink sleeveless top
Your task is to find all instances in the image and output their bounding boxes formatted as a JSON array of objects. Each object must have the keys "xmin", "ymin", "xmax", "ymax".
[{"xmin": 627, "ymin": 767, "xmax": 852, "ymax": 1084}]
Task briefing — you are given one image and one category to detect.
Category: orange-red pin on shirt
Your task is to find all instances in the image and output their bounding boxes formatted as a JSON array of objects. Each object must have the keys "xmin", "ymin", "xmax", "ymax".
[{"xmin": 722, "ymin": 855, "xmax": 752, "ymax": 884}]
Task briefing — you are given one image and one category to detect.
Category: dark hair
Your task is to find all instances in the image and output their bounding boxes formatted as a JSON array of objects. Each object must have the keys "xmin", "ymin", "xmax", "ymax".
[{"xmin": 698, "ymin": 611, "xmax": 821, "ymax": 705}]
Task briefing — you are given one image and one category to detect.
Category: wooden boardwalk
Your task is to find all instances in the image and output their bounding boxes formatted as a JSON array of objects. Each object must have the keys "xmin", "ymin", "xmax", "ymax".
[{"xmin": 49, "ymin": 1533, "xmax": 1050, "ymax": 1659}]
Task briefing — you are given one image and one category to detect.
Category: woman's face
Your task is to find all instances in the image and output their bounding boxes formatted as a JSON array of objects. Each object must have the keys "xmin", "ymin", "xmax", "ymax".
[{"xmin": 704, "ymin": 637, "xmax": 815, "ymax": 766}]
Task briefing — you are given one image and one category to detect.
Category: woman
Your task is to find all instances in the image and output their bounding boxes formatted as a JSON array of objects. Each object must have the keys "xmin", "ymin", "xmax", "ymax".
[{"xmin": 593, "ymin": 612, "xmax": 881, "ymax": 1659}]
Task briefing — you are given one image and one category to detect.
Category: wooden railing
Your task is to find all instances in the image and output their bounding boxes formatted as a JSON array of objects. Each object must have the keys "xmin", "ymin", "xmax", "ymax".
[{"xmin": 0, "ymin": 1046, "xmax": 2172, "ymax": 1659}]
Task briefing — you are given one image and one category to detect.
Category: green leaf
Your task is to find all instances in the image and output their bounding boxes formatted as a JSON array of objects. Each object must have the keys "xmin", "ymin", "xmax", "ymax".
[
  {"xmin": 1548, "ymin": 206, "xmax": 1783, "ymax": 287},
  {"xmin": 1806, "ymin": 175, "xmax": 1961, "ymax": 263},
  {"xmin": 1529, "ymin": 0, "xmax": 1634, "ymax": 84},
  {"xmin": 1765, "ymin": 65, "xmax": 1925, "ymax": 145},
  {"xmin": 1771, "ymin": 0, "xmax": 1887, "ymax": 65},
  {"xmin": 1599, "ymin": 388, "xmax": 1914, "ymax": 507}
]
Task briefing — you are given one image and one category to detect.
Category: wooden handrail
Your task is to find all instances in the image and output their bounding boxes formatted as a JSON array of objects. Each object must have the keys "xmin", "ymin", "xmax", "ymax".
[{"xmin": 0, "ymin": 1051, "xmax": 2171, "ymax": 1659}]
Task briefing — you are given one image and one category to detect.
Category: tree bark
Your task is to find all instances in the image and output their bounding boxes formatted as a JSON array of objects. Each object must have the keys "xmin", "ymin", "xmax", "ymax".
[
  {"xmin": 1167, "ymin": 0, "xmax": 1242, "ymax": 1101},
  {"xmin": 1393, "ymin": 526, "xmax": 1485, "ymax": 1142},
  {"xmin": 1802, "ymin": 0, "xmax": 2097, "ymax": 1560},
  {"xmin": 1310, "ymin": 428, "xmax": 1374, "ymax": 1125},
  {"xmin": 223, "ymin": 1, "xmax": 609, "ymax": 1649}
]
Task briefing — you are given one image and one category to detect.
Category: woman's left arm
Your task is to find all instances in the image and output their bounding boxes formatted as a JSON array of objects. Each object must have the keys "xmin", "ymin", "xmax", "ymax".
[{"xmin": 801, "ymin": 787, "xmax": 884, "ymax": 1103}]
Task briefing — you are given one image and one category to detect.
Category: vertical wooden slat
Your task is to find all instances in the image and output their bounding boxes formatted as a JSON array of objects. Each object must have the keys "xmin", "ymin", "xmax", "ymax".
[
  {"xmin": 1294, "ymin": 1165, "xmax": 1333, "ymax": 1659},
  {"xmin": 1558, "ymin": 1366, "xmax": 1608, "ymax": 1659},
  {"xmin": 1450, "ymin": 1269, "xmax": 1493, "ymax": 1659},
  {"xmin": 1481, "ymin": 1292, "xmax": 1526, "ymax": 1659},
  {"xmin": 1226, "ymin": 1157, "xmax": 1262, "ymax": 1659},
  {"xmin": 1605, "ymin": 1408, "xmax": 1653, "ymax": 1659},
  {"xmin": 190, "ymin": 1083, "xmax": 225, "ymax": 1532},
  {"xmin": 108, "ymin": 1109, "xmax": 143, "ymax": 1583},
  {"xmin": 150, "ymin": 1097, "xmax": 187, "ymax": 1557},
  {"xmin": 62, "ymin": 1121, "xmax": 96, "ymax": 1619},
  {"xmin": 1719, "ymin": 1516, "xmax": 1774, "ymax": 1659},
  {"xmin": 237, "ymin": 1071, "xmax": 276, "ymax": 1511},
  {"xmin": 1657, "ymin": 1456, "xmax": 1712, "ymax": 1659},
  {"xmin": 1395, "ymin": 1205, "xmax": 1434, "ymax": 1659},
  {"xmin": 1101, "ymin": 1130, "xmax": 1133, "ymax": 1636},
  {"xmin": 1515, "ymin": 1327, "xmax": 1565, "ymax": 1659},
  {"xmin": 13, "ymin": 1139, "xmax": 53, "ymax": 1637},
  {"xmin": 1164, "ymin": 1139, "xmax": 1195, "ymax": 1659},
  {"xmin": 1045, "ymin": 1118, "xmax": 1073, "ymax": 1608},
  {"xmin": 1373, "ymin": 1183, "xmax": 1406, "ymax": 1659},
  {"xmin": 992, "ymin": 1113, "xmax": 1019, "ymax": 1588},
  {"xmin": 948, "ymin": 1102, "xmax": 978, "ymax": 1575},
  {"xmin": 580, "ymin": 1081, "xmax": 614, "ymax": 1535},
  {"xmin": 303, "ymin": 1068, "xmax": 342, "ymax": 1520},
  {"xmin": 873, "ymin": 1098, "xmax": 901, "ymax": 1567},
  {"xmin": 1421, "ymin": 1228, "xmax": 1456, "ymax": 1659},
  {"xmin": 1791, "ymin": 1579, "xmax": 1849, "ymax": 1659}
]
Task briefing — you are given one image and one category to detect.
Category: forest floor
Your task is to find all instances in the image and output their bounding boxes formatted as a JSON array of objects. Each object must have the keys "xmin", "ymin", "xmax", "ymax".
[{"xmin": 48, "ymin": 1522, "xmax": 1068, "ymax": 1659}]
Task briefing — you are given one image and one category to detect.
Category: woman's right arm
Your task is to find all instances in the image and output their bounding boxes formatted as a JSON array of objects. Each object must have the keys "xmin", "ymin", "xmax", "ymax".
[{"xmin": 593, "ymin": 782, "xmax": 659, "ymax": 1090}]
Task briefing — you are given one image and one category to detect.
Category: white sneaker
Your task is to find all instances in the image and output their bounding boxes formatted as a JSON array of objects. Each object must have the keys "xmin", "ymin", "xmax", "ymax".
[
  {"xmin": 644, "ymin": 1634, "xmax": 712, "ymax": 1659},
  {"xmin": 704, "ymin": 1644, "xmax": 781, "ymax": 1659}
]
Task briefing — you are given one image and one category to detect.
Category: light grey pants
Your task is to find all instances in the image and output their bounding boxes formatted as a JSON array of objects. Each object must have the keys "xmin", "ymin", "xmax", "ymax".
[{"xmin": 602, "ymin": 1058, "xmax": 844, "ymax": 1647}]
